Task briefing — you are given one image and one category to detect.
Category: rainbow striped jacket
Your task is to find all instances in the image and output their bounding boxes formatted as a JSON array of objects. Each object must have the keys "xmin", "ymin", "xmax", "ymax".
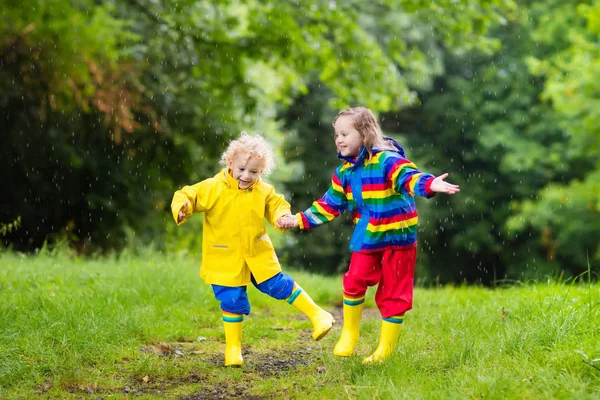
[{"xmin": 296, "ymin": 139, "xmax": 435, "ymax": 253}]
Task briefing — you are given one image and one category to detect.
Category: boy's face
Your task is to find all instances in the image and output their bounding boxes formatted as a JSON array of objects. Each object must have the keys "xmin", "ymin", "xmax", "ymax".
[
  {"xmin": 334, "ymin": 115, "xmax": 363, "ymax": 158},
  {"xmin": 228, "ymin": 152, "xmax": 263, "ymax": 189}
]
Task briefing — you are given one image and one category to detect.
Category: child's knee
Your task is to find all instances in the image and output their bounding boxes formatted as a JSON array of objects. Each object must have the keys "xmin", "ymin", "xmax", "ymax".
[
  {"xmin": 255, "ymin": 273, "xmax": 295, "ymax": 300},
  {"xmin": 343, "ymin": 273, "xmax": 371, "ymax": 294},
  {"xmin": 212, "ymin": 285, "xmax": 251, "ymax": 315}
]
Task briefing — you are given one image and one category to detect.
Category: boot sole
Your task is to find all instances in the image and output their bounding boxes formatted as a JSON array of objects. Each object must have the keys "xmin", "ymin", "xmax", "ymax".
[
  {"xmin": 313, "ymin": 325, "xmax": 333, "ymax": 341},
  {"xmin": 313, "ymin": 317, "xmax": 335, "ymax": 341}
]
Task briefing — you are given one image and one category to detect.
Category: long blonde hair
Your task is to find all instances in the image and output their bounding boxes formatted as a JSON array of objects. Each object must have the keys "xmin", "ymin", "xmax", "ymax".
[
  {"xmin": 219, "ymin": 131, "xmax": 275, "ymax": 176},
  {"xmin": 333, "ymin": 107, "xmax": 396, "ymax": 158}
]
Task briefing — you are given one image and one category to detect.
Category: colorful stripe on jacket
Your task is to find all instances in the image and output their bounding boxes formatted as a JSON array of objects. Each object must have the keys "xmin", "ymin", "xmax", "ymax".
[{"xmin": 297, "ymin": 144, "xmax": 434, "ymax": 253}]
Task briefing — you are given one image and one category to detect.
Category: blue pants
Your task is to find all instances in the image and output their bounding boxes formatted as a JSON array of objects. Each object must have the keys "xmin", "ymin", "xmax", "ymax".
[{"xmin": 212, "ymin": 272, "xmax": 295, "ymax": 315}]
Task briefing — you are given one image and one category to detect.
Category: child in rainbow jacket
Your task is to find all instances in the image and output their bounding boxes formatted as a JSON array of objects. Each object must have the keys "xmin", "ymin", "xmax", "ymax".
[{"xmin": 278, "ymin": 107, "xmax": 459, "ymax": 364}]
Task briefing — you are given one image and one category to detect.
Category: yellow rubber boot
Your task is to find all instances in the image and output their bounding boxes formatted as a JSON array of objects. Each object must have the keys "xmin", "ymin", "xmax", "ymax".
[
  {"xmin": 288, "ymin": 285, "xmax": 335, "ymax": 340},
  {"xmin": 362, "ymin": 316, "xmax": 403, "ymax": 364},
  {"xmin": 222, "ymin": 312, "xmax": 244, "ymax": 367},
  {"xmin": 333, "ymin": 302, "xmax": 364, "ymax": 357}
]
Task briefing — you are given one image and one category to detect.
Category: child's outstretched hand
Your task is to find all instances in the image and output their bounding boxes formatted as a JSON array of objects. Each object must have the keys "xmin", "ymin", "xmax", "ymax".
[
  {"xmin": 276, "ymin": 214, "xmax": 298, "ymax": 229},
  {"xmin": 177, "ymin": 201, "xmax": 189, "ymax": 223},
  {"xmin": 430, "ymin": 173, "xmax": 460, "ymax": 194}
]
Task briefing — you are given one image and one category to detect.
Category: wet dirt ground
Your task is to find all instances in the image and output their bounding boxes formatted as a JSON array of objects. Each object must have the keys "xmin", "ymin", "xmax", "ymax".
[
  {"xmin": 72, "ymin": 306, "xmax": 382, "ymax": 399},
  {"xmin": 180, "ymin": 307, "xmax": 382, "ymax": 399}
]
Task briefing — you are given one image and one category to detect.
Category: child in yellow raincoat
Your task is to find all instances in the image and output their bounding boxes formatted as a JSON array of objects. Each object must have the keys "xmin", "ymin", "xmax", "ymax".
[{"xmin": 171, "ymin": 132, "xmax": 335, "ymax": 367}]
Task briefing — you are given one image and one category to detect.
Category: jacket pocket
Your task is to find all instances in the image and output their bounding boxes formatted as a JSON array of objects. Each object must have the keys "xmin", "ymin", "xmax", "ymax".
[
  {"xmin": 205, "ymin": 243, "xmax": 235, "ymax": 266},
  {"xmin": 252, "ymin": 232, "xmax": 274, "ymax": 256}
]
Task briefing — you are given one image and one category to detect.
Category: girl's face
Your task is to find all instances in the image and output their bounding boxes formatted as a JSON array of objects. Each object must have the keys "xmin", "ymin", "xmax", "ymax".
[
  {"xmin": 334, "ymin": 115, "xmax": 364, "ymax": 158},
  {"xmin": 228, "ymin": 152, "xmax": 263, "ymax": 189}
]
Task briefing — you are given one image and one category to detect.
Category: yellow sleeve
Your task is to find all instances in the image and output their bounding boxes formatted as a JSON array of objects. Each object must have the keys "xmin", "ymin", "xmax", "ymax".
[
  {"xmin": 264, "ymin": 186, "xmax": 291, "ymax": 232},
  {"xmin": 170, "ymin": 180, "xmax": 215, "ymax": 226}
]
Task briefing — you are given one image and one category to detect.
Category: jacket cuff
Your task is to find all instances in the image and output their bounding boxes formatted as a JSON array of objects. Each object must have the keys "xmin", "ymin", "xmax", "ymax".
[
  {"xmin": 171, "ymin": 203, "xmax": 181, "ymax": 225},
  {"xmin": 296, "ymin": 213, "xmax": 306, "ymax": 230},
  {"xmin": 424, "ymin": 176, "xmax": 436, "ymax": 199}
]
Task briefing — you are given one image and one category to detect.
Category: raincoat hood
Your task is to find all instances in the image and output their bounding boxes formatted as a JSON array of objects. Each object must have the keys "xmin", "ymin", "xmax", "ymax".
[
  {"xmin": 338, "ymin": 136, "xmax": 406, "ymax": 168},
  {"xmin": 216, "ymin": 167, "xmax": 261, "ymax": 191}
]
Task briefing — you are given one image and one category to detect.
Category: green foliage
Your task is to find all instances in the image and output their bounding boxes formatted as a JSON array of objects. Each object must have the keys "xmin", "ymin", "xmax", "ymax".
[
  {"xmin": 526, "ymin": 0, "xmax": 600, "ymax": 154},
  {"xmin": 507, "ymin": 0, "xmax": 600, "ymax": 277},
  {"xmin": 0, "ymin": 0, "xmax": 160, "ymax": 252},
  {"xmin": 507, "ymin": 170, "xmax": 600, "ymax": 269},
  {"xmin": 0, "ymin": 217, "xmax": 21, "ymax": 238},
  {"xmin": 376, "ymin": 2, "xmax": 599, "ymax": 283},
  {"xmin": 0, "ymin": 0, "xmax": 515, "ymax": 260},
  {"xmin": 0, "ymin": 0, "xmax": 139, "ymax": 110},
  {"xmin": 9, "ymin": 0, "xmax": 597, "ymax": 285}
]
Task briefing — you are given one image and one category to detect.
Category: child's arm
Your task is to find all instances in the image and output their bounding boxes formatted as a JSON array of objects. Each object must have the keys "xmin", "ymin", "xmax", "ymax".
[
  {"xmin": 387, "ymin": 157, "xmax": 435, "ymax": 198},
  {"xmin": 387, "ymin": 157, "xmax": 459, "ymax": 197},
  {"xmin": 170, "ymin": 181, "xmax": 213, "ymax": 226},
  {"xmin": 265, "ymin": 187, "xmax": 292, "ymax": 233},
  {"xmin": 294, "ymin": 169, "xmax": 348, "ymax": 230}
]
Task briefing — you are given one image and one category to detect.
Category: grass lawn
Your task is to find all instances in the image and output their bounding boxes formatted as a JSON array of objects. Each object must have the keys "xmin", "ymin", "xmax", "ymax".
[{"xmin": 0, "ymin": 250, "xmax": 598, "ymax": 399}]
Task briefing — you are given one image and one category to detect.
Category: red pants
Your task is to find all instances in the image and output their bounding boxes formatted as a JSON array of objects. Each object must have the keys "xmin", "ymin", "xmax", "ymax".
[{"xmin": 343, "ymin": 247, "xmax": 417, "ymax": 318}]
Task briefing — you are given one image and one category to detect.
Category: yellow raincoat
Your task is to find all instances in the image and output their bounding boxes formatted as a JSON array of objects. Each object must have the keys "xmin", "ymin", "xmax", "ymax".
[{"xmin": 171, "ymin": 168, "xmax": 291, "ymax": 286}]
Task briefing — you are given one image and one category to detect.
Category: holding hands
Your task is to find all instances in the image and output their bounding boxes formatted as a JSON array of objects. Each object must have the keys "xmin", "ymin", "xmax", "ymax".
[
  {"xmin": 277, "ymin": 214, "xmax": 298, "ymax": 229},
  {"xmin": 430, "ymin": 173, "xmax": 460, "ymax": 195}
]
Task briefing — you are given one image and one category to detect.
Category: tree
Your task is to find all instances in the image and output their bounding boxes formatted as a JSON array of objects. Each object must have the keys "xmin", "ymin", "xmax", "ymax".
[
  {"xmin": 389, "ymin": 0, "xmax": 597, "ymax": 282},
  {"xmin": 0, "ymin": 0, "xmax": 515, "ymax": 254},
  {"xmin": 507, "ymin": 0, "xmax": 600, "ymax": 275}
]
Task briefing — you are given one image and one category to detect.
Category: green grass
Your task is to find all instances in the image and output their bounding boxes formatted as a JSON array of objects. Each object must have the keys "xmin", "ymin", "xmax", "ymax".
[{"xmin": 0, "ymin": 250, "xmax": 598, "ymax": 399}]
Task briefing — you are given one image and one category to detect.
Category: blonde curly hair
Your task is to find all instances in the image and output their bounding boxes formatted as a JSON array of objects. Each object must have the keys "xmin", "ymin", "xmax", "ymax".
[{"xmin": 219, "ymin": 131, "xmax": 275, "ymax": 176}]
